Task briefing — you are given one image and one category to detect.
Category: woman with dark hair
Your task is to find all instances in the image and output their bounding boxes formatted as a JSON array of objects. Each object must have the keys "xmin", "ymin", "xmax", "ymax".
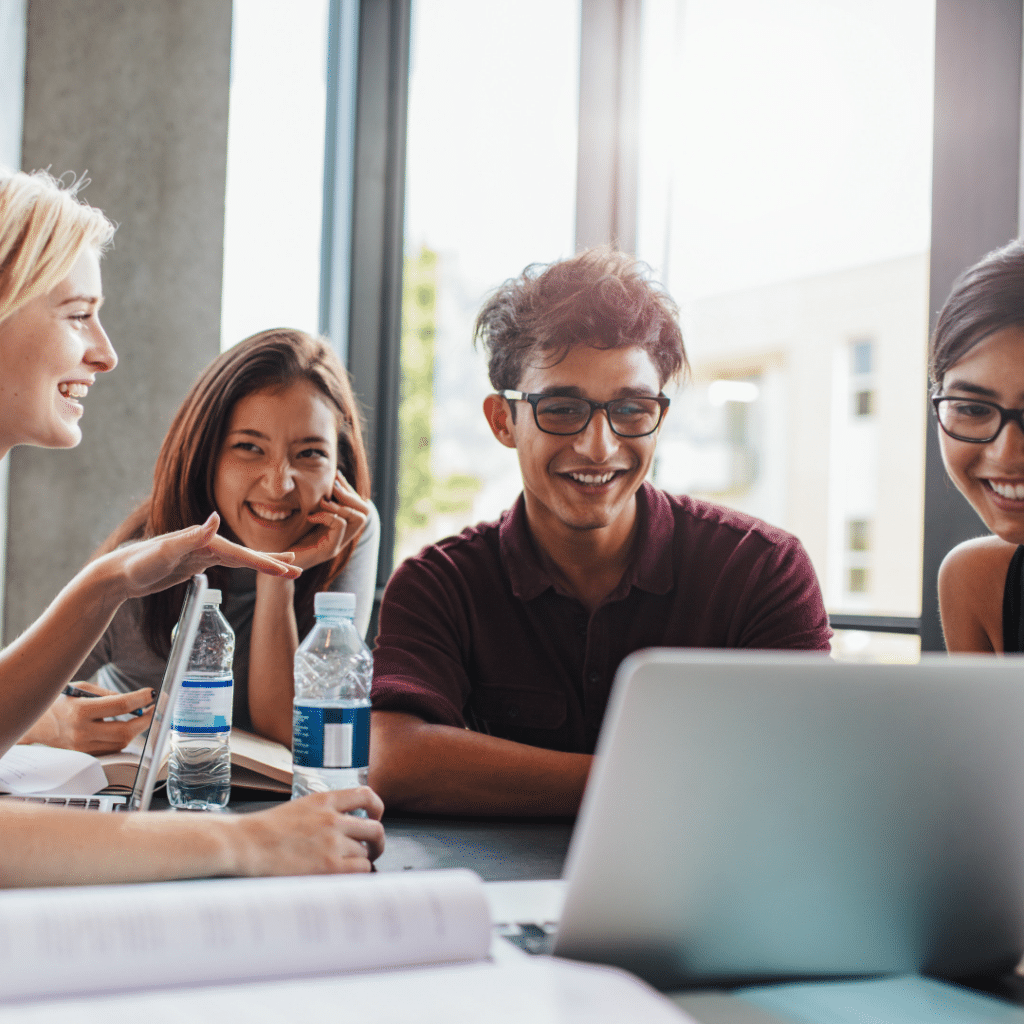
[
  {"xmin": 23, "ymin": 328, "xmax": 379, "ymax": 751},
  {"xmin": 930, "ymin": 239, "xmax": 1024, "ymax": 651}
]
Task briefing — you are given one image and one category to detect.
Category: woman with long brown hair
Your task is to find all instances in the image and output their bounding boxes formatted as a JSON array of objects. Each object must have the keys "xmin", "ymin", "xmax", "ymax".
[{"xmin": 23, "ymin": 328, "xmax": 378, "ymax": 751}]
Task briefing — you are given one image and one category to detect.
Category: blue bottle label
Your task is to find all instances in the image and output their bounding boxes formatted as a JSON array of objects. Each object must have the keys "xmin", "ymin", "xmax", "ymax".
[
  {"xmin": 293, "ymin": 705, "xmax": 370, "ymax": 769},
  {"xmin": 172, "ymin": 676, "xmax": 233, "ymax": 734}
]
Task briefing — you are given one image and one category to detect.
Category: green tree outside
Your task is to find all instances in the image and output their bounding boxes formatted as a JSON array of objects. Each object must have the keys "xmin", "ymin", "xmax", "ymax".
[{"xmin": 396, "ymin": 246, "xmax": 480, "ymax": 554}]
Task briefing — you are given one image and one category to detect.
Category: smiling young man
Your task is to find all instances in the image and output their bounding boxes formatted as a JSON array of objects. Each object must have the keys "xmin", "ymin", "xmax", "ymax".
[{"xmin": 370, "ymin": 249, "xmax": 831, "ymax": 815}]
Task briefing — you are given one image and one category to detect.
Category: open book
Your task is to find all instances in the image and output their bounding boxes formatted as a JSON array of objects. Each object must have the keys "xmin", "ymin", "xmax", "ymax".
[
  {"xmin": 1, "ymin": 730, "xmax": 290, "ymax": 797},
  {"xmin": 0, "ymin": 869, "xmax": 689, "ymax": 1022},
  {"xmin": 98, "ymin": 727, "xmax": 291, "ymax": 794}
]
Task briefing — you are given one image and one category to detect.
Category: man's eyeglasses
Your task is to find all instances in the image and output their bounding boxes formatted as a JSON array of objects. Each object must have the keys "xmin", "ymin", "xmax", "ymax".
[
  {"xmin": 500, "ymin": 390, "xmax": 670, "ymax": 437},
  {"xmin": 932, "ymin": 395, "xmax": 1024, "ymax": 443}
]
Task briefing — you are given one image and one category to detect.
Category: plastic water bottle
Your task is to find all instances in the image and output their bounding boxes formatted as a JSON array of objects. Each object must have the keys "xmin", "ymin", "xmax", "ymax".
[
  {"xmin": 167, "ymin": 589, "xmax": 235, "ymax": 810},
  {"xmin": 292, "ymin": 592, "xmax": 372, "ymax": 801}
]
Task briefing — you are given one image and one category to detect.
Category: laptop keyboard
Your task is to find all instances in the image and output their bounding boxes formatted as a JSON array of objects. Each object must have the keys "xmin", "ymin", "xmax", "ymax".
[
  {"xmin": 494, "ymin": 922, "xmax": 558, "ymax": 955},
  {"xmin": 4, "ymin": 795, "xmax": 128, "ymax": 810}
]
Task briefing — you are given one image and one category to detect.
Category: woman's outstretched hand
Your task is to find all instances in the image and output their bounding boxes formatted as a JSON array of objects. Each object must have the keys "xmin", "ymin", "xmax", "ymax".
[
  {"xmin": 107, "ymin": 512, "xmax": 300, "ymax": 601},
  {"xmin": 290, "ymin": 472, "xmax": 370, "ymax": 571}
]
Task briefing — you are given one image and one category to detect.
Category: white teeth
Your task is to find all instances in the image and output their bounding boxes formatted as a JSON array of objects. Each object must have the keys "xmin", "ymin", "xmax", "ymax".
[
  {"xmin": 991, "ymin": 481, "xmax": 1024, "ymax": 500},
  {"xmin": 58, "ymin": 383, "xmax": 88, "ymax": 399},
  {"xmin": 569, "ymin": 471, "xmax": 615, "ymax": 485},
  {"xmin": 248, "ymin": 504, "xmax": 293, "ymax": 522}
]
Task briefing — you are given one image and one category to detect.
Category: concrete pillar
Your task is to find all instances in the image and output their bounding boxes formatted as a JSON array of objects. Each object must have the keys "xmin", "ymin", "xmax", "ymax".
[
  {"xmin": 0, "ymin": 0, "xmax": 28, "ymax": 628},
  {"xmin": 5, "ymin": 0, "xmax": 232, "ymax": 641}
]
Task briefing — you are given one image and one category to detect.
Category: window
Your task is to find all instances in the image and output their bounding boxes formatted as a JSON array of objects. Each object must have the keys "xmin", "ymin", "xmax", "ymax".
[
  {"xmin": 849, "ymin": 519, "xmax": 870, "ymax": 552},
  {"xmin": 394, "ymin": 0, "xmax": 581, "ymax": 564},
  {"xmin": 636, "ymin": 0, "xmax": 933, "ymax": 652},
  {"xmin": 852, "ymin": 340, "xmax": 873, "ymax": 376},
  {"xmin": 846, "ymin": 517, "xmax": 871, "ymax": 594},
  {"xmin": 221, "ymin": 0, "xmax": 329, "ymax": 350},
  {"xmin": 848, "ymin": 567, "xmax": 870, "ymax": 593}
]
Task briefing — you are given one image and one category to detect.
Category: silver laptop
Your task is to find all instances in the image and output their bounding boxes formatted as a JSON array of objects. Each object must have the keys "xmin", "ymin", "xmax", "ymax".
[
  {"xmin": 554, "ymin": 649, "xmax": 1024, "ymax": 988},
  {"xmin": 5, "ymin": 574, "xmax": 207, "ymax": 812}
]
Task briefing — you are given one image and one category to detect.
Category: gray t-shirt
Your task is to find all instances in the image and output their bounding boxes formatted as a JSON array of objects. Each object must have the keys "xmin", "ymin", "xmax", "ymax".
[{"xmin": 78, "ymin": 502, "xmax": 380, "ymax": 733}]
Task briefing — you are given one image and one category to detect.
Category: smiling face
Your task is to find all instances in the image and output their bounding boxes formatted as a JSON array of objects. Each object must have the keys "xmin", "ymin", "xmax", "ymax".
[
  {"xmin": 938, "ymin": 325, "xmax": 1024, "ymax": 544},
  {"xmin": 213, "ymin": 380, "xmax": 339, "ymax": 552},
  {"xmin": 0, "ymin": 247, "xmax": 116, "ymax": 455},
  {"xmin": 485, "ymin": 343, "xmax": 664, "ymax": 547}
]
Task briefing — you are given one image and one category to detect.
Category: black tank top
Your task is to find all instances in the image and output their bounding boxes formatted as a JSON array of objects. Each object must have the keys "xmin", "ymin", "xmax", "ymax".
[{"xmin": 1002, "ymin": 545, "xmax": 1024, "ymax": 652}]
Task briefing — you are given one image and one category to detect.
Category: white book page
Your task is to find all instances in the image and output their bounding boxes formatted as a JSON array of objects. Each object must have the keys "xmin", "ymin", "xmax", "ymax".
[
  {"xmin": 0, "ymin": 958, "xmax": 694, "ymax": 1023},
  {"xmin": 0, "ymin": 746, "xmax": 107, "ymax": 795},
  {"xmin": 485, "ymin": 879, "xmax": 567, "ymax": 926},
  {"xmin": 0, "ymin": 869, "xmax": 491, "ymax": 1003}
]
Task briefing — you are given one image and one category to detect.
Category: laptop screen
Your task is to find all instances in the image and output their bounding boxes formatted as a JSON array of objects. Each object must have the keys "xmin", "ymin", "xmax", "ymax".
[{"xmin": 127, "ymin": 574, "xmax": 208, "ymax": 811}]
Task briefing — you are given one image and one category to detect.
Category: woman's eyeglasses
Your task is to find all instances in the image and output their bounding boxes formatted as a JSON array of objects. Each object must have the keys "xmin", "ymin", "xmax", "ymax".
[{"xmin": 932, "ymin": 395, "xmax": 1024, "ymax": 443}]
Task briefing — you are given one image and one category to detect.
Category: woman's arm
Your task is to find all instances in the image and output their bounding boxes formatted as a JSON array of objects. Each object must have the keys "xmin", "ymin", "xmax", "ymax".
[
  {"xmin": 247, "ymin": 477, "xmax": 371, "ymax": 746},
  {"xmin": 248, "ymin": 574, "xmax": 300, "ymax": 746},
  {"xmin": 0, "ymin": 786, "xmax": 384, "ymax": 887},
  {"xmin": 341, "ymin": 502, "xmax": 380, "ymax": 640},
  {"xmin": 0, "ymin": 514, "xmax": 297, "ymax": 756},
  {"xmin": 937, "ymin": 535, "xmax": 1017, "ymax": 652}
]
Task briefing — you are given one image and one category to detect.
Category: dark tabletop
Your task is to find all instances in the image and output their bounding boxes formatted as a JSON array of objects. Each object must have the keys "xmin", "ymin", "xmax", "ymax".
[
  {"xmin": 215, "ymin": 788, "xmax": 575, "ymax": 882},
  {"xmin": 374, "ymin": 814, "xmax": 574, "ymax": 880}
]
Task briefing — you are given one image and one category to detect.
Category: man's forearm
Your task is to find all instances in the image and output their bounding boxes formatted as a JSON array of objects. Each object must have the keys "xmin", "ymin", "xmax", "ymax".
[{"xmin": 369, "ymin": 710, "xmax": 591, "ymax": 816}]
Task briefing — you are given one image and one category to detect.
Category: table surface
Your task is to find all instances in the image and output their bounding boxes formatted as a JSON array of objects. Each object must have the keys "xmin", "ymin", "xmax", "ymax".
[
  {"xmin": 218, "ymin": 789, "xmax": 575, "ymax": 882},
  {"xmin": 375, "ymin": 814, "xmax": 574, "ymax": 880}
]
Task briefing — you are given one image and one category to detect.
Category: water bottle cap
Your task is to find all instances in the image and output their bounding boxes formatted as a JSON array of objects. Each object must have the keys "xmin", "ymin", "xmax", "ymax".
[
  {"xmin": 314, "ymin": 591, "xmax": 355, "ymax": 617},
  {"xmin": 203, "ymin": 589, "xmax": 222, "ymax": 606}
]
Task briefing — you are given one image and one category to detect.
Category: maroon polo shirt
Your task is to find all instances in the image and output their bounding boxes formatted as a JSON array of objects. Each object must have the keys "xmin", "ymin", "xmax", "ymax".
[{"xmin": 372, "ymin": 483, "xmax": 831, "ymax": 754}]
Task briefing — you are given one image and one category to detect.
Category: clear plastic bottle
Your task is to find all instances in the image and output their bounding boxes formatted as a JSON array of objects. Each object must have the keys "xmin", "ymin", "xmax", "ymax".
[
  {"xmin": 292, "ymin": 591, "xmax": 372, "ymax": 801},
  {"xmin": 167, "ymin": 589, "xmax": 235, "ymax": 811}
]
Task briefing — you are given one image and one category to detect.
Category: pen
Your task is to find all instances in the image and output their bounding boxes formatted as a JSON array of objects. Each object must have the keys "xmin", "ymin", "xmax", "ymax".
[{"xmin": 61, "ymin": 684, "xmax": 151, "ymax": 717}]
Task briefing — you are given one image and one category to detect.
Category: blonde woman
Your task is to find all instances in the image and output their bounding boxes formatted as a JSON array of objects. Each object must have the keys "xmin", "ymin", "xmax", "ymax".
[{"xmin": 0, "ymin": 168, "xmax": 383, "ymax": 885}]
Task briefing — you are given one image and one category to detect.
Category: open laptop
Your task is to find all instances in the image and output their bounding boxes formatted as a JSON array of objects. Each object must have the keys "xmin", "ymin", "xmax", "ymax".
[
  {"xmin": 552, "ymin": 649, "xmax": 1024, "ymax": 989},
  {"xmin": 4, "ymin": 574, "xmax": 207, "ymax": 812}
]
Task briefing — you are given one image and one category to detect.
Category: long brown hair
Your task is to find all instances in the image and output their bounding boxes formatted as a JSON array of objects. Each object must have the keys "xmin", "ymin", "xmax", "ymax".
[{"xmin": 97, "ymin": 328, "xmax": 371, "ymax": 656}]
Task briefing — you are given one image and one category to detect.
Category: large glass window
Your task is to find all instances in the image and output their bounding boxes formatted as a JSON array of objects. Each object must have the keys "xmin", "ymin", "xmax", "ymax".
[
  {"xmin": 221, "ymin": 0, "xmax": 329, "ymax": 351},
  {"xmin": 395, "ymin": 0, "xmax": 581, "ymax": 564},
  {"xmin": 637, "ymin": 0, "xmax": 935, "ymax": 659}
]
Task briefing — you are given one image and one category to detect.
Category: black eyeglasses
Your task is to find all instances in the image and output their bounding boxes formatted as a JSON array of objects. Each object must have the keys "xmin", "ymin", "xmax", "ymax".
[
  {"xmin": 932, "ymin": 395, "xmax": 1024, "ymax": 443},
  {"xmin": 500, "ymin": 390, "xmax": 670, "ymax": 437}
]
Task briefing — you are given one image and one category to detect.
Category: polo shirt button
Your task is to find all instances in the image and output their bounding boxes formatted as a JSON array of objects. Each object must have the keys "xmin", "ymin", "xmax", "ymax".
[{"xmin": 587, "ymin": 671, "xmax": 600, "ymax": 685}]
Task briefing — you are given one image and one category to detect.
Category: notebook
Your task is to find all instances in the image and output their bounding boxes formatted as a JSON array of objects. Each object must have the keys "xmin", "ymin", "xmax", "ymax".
[
  {"xmin": 3, "ymin": 573, "xmax": 208, "ymax": 812},
  {"xmin": 553, "ymin": 649, "xmax": 1024, "ymax": 989}
]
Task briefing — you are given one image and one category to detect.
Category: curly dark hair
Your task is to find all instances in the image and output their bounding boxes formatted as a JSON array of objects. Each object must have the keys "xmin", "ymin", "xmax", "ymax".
[
  {"xmin": 474, "ymin": 247, "xmax": 687, "ymax": 391},
  {"xmin": 930, "ymin": 238, "xmax": 1024, "ymax": 389}
]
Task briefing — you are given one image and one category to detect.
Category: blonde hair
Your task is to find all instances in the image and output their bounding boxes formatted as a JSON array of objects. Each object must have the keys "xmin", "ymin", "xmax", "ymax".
[{"xmin": 0, "ymin": 168, "xmax": 116, "ymax": 325}]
